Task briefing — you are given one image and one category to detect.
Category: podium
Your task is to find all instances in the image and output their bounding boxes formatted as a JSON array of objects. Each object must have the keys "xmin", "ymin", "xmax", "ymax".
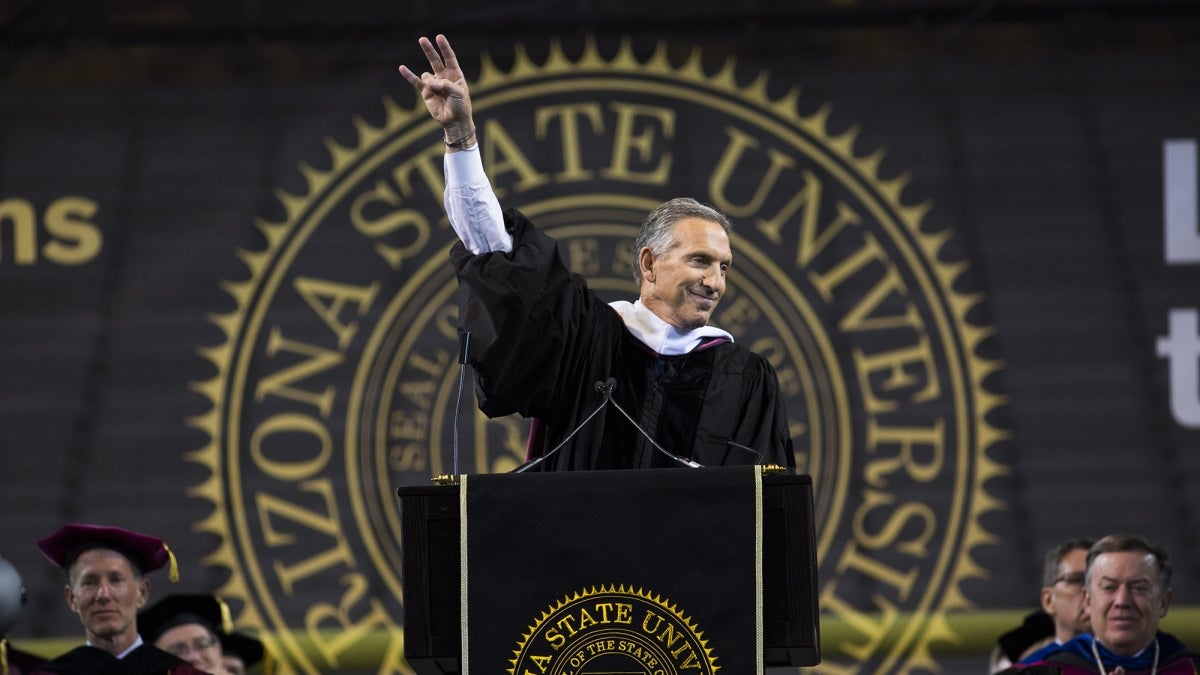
[{"xmin": 397, "ymin": 468, "xmax": 820, "ymax": 674}]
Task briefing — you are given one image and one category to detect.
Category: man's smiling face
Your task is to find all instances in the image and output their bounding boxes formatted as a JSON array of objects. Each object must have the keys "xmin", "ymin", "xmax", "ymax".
[{"xmin": 639, "ymin": 217, "xmax": 731, "ymax": 331}]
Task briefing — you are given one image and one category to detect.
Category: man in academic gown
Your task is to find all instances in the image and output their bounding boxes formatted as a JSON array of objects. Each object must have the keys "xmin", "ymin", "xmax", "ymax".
[
  {"xmin": 138, "ymin": 595, "xmax": 232, "ymax": 675},
  {"xmin": 27, "ymin": 524, "xmax": 209, "ymax": 675},
  {"xmin": 398, "ymin": 35, "xmax": 797, "ymax": 471},
  {"xmin": 999, "ymin": 534, "xmax": 1200, "ymax": 674}
]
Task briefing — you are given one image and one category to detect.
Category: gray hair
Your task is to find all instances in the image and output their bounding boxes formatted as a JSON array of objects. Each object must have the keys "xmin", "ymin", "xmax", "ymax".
[
  {"xmin": 1041, "ymin": 537, "xmax": 1094, "ymax": 586},
  {"xmin": 66, "ymin": 546, "xmax": 145, "ymax": 586},
  {"xmin": 1085, "ymin": 533, "xmax": 1172, "ymax": 591},
  {"xmin": 632, "ymin": 198, "xmax": 733, "ymax": 284}
]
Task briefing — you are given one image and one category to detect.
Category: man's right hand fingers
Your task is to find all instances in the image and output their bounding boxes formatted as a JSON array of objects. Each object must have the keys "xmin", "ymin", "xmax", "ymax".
[
  {"xmin": 435, "ymin": 35, "xmax": 459, "ymax": 73},
  {"xmin": 419, "ymin": 36, "xmax": 444, "ymax": 74},
  {"xmin": 397, "ymin": 65, "xmax": 419, "ymax": 87}
]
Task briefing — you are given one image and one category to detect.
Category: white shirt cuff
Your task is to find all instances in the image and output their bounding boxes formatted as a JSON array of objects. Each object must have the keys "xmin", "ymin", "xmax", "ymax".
[{"xmin": 444, "ymin": 145, "xmax": 510, "ymax": 254}]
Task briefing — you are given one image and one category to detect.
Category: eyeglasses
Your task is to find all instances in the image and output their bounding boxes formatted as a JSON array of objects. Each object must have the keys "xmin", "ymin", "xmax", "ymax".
[
  {"xmin": 1051, "ymin": 572, "xmax": 1086, "ymax": 587},
  {"xmin": 163, "ymin": 635, "xmax": 219, "ymax": 658}
]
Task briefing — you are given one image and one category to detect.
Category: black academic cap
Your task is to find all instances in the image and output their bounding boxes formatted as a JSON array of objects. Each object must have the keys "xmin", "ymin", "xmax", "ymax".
[
  {"xmin": 138, "ymin": 594, "xmax": 232, "ymax": 645},
  {"xmin": 219, "ymin": 632, "xmax": 266, "ymax": 671},
  {"xmin": 36, "ymin": 524, "xmax": 178, "ymax": 581}
]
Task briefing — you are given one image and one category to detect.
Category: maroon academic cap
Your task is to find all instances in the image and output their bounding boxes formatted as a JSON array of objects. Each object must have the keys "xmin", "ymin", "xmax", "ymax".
[{"xmin": 36, "ymin": 524, "xmax": 178, "ymax": 581}]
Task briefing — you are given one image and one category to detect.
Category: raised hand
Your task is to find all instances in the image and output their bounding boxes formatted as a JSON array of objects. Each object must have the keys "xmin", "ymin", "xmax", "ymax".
[{"xmin": 398, "ymin": 34, "xmax": 474, "ymax": 143}]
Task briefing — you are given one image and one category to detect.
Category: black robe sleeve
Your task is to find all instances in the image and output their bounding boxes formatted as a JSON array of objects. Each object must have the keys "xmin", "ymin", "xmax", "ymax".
[
  {"xmin": 724, "ymin": 348, "xmax": 795, "ymax": 469},
  {"xmin": 450, "ymin": 208, "xmax": 609, "ymax": 420}
]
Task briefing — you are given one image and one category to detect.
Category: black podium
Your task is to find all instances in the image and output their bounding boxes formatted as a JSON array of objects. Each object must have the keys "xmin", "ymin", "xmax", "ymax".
[{"xmin": 397, "ymin": 468, "xmax": 820, "ymax": 674}]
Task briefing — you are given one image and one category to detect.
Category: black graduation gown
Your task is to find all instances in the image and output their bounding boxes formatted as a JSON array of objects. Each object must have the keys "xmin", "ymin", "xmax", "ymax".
[
  {"xmin": 26, "ymin": 644, "xmax": 209, "ymax": 675},
  {"xmin": 450, "ymin": 208, "xmax": 797, "ymax": 471},
  {"xmin": 5, "ymin": 644, "xmax": 48, "ymax": 674}
]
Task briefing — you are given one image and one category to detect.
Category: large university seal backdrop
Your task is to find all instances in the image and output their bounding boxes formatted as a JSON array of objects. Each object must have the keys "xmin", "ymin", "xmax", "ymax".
[{"xmin": 189, "ymin": 37, "xmax": 1005, "ymax": 674}]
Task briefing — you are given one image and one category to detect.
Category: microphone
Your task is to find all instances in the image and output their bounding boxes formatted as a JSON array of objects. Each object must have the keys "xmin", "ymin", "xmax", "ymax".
[
  {"xmin": 510, "ymin": 379, "xmax": 614, "ymax": 473},
  {"xmin": 604, "ymin": 379, "xmax": 703, "ymax": 469},
  {"xmin": 708, "ymin": 435, "xmax": 764, "ymax": 464},
  {"xmin": 442, "ymin": 331, "xmax": 473, "ymax": 483}
]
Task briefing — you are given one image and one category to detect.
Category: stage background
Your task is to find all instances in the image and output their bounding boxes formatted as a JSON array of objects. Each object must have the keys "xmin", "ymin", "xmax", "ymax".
[{"xmin": 2, "ymin": 1, "xmax": 1198, "ymax": 672}]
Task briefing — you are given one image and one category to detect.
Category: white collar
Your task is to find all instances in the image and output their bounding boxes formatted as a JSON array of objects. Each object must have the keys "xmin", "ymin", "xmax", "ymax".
[
  {"xmin": 609, "ymin": 300, "xmax": 733, "ymax": 355},
  {"xmin": 86, "ymin": 635, "xmax": 143, "ymax": 659}
]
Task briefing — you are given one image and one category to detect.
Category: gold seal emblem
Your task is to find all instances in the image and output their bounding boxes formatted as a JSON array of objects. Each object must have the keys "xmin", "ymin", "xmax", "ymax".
[
  {"xmin": 509, "ymin": 585, "xmax": 718, "ymax": 675},
  {"xmin": 191, "ymin": 36, "xmax": 1005, "ymax": 673}
]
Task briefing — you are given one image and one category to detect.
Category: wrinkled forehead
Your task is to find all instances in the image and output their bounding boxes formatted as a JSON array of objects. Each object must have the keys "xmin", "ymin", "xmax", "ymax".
[
  {"xmin": 670, "ymin": 218, "xmax": 731, "ymax": 252},
  {"xmin": 68, "ymin": 547, "xmax": 138, "ymax": 577},
  {"xmin": 1089, "ymin": 550, "xmax": 1160, "ymax": 583}
]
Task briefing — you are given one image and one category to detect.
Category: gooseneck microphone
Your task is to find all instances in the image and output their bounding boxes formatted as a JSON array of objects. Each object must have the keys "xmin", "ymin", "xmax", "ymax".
[
  {"xmin": 708, "ymin": 435, "xmax": 764, "ymax": 464},
  {"xmin": 450, "ymin": 331, "xmax": 473, "ymax": 480},
  {"xmin": 509, "ymin": 378, "xmax": 615, "ymax": 474},
  {"xmin": 604, "ymin": 380, "xmax": 703, "ymax": 469}
]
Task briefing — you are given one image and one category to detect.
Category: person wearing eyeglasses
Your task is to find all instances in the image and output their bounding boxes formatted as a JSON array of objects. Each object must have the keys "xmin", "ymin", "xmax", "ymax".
[
  {"xmin": 1000, "ymin": 533, "xmax": 1200, "ymax": 674},
  {"xmin": 138, "ymin": 595, "xmax": 232, "ymax": 675},
  {"xmin": 991, "ymin": 538, "xmax": 1093, "ymax": 672},
  {"xmin": 1016, "ymin": 538, "xmax": 1096, "ymax": 667}
]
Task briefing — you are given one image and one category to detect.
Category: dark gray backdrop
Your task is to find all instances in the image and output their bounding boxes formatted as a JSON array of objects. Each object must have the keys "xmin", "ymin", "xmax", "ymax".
[{"xmin": 2, "ymin": 1, "xmax": 1198, "ymax": 671}]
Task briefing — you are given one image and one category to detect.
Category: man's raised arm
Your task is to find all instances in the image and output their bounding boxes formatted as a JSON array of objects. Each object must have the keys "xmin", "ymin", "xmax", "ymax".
[{"xmin": 398, "ymin": 33, "xmax": 509, "ymax": 253}]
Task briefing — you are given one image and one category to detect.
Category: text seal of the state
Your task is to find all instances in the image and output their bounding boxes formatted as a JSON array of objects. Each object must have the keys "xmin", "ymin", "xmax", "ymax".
[{"xmin": 191, "ymin": 36, "xmax": 1007, "ymax": 674}]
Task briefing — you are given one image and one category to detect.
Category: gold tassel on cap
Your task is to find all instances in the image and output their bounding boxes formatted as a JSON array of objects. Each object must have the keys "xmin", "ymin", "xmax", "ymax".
[
  {"xmin": 163, "ymin": 544, "xmax": 179, "ymax": 582},
  {"xmin": 2, "ymin": 637, "xmax": 10, "ymax": 675},
  {"xmin": 216, "ymin": 597, "xmax": 233, "ymax": 634}
]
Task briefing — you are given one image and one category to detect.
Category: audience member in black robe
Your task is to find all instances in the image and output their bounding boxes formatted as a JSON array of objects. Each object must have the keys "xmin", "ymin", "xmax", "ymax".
[
  {"xmin": 138, "ymin": 595, "xmax": 232, "ymax": 675},
  {"xmin": 399, "ymin": 34, "xmax": 797, "ymax": 471},
  {"xmin": 217, "ymin": 633, "xmax": 265, "ymax": 675},
  {"xmin": 28, "ymin": 524, "xmax": 209, "ymax": 675}
]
